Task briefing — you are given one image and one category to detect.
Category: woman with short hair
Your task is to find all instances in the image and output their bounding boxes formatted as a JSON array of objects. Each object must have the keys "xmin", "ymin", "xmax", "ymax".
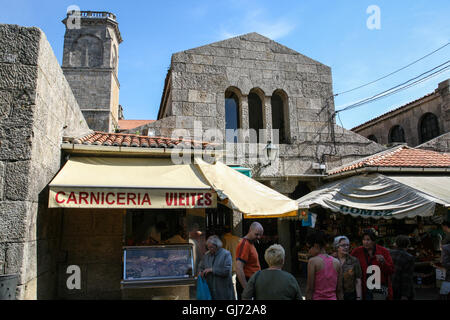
[
  {"xmin": 198, "ymin": 235, "xmax": 235, "ymax": 300},
  {"xmin": 334, "ymin": 236, "xmax": 362, "ymax": 300},
  {"xmin": 242, "ymin": 244, "xmax": 302, "ymax": 300}
]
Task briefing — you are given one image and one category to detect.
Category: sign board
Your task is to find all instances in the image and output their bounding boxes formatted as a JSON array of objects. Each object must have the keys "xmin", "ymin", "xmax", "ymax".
[{"xmin": 49, "ymin": 187, "xmax": 217, "ymax": 209}]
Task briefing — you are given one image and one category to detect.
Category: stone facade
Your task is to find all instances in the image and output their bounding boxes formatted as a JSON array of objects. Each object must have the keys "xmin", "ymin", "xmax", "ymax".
[
  {"xmin": 416, "ymin": 132, "xmax": 450, "ymax": 153},
  {"xmin": 0, "ymin": 24, "xmax": 90, "ymax": 299},
  {"xmin": 129, "ymin": 32, "xmax": 386, "ymax": 194},
  {"xmin": 62, "ymin": 11, "xmax": 122, "ymax": 133},
  {"xmin": 352, "ymin": 79, "xmax": 450, "ymax": 147}
]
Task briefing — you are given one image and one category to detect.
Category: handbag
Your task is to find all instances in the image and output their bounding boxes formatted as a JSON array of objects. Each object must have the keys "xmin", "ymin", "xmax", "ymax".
[{"xmin": 196, "ymin": 276, "xmax": 212, "ymax": 300}]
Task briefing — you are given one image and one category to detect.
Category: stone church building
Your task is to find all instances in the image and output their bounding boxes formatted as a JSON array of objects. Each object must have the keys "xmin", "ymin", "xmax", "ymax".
[
  {"xmin": 0, "ymin": 10, "xmax": 393, "ymax": 299},
  {"xmin": 352, "ymin": 79, "xmax": 450, "ymax": 151}
]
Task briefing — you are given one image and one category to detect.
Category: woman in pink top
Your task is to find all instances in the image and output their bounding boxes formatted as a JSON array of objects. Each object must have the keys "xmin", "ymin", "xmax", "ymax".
[{"xmin": 306, "ymin": 230, "xmax": 343, "ymax": 300}]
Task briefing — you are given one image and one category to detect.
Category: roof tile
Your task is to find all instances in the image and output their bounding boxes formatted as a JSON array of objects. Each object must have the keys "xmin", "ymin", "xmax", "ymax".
[
  {"xmin": 72, "ymin": 131, "xmax": 215, "ymax": 150},
  {"xmin": 329, "ymin": 146, "xmax": 450, "ymax": 175}
]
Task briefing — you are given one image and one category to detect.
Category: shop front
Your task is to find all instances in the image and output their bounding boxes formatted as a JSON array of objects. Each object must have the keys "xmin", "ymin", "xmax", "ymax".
[
  {"xmin": 49, "ymin": 154, "xmax": 298, "ymax": 299},
  {"xmin": 296, "ymin": 173, "xmax": 450, "ymax": 289}
]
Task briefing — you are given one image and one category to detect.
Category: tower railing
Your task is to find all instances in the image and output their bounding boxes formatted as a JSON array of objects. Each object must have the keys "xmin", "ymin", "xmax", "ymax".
[{"xmin": 66, "ymin": 10, "xmax": 117, "ymax": 21}]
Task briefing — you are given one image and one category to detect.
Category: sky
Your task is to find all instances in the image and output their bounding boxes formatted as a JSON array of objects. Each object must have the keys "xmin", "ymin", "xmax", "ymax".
[{"xmin": 1, "ymin": 0, "xmax": 449, "ymax": 129}]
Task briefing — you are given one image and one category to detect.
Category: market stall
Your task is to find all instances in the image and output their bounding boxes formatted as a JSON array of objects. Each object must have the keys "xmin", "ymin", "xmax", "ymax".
[
  {"xmin": 48, "ymin": 155, "xmax": 298, "ymax": 299},
  {"xmin": 296, "ymin": 173, "xmax": 450, "ymax": 288}
]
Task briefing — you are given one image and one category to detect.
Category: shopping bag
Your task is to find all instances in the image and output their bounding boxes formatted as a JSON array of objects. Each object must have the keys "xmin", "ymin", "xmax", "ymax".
[{"xmin": 196, "ymin": 276, "xmax": 212, "ymax": 300}]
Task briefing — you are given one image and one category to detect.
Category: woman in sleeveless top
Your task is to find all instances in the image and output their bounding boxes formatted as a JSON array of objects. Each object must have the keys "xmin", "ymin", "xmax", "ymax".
[{"xmin": 305, "ymin": 230, "xmax": 343, "ymax": 300}]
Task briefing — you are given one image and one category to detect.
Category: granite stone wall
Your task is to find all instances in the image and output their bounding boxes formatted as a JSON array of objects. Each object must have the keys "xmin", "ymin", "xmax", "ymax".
[
  {"xmin": 353, "ymin": 79, "xmax": 450, "ymax": 147},
  {"xmin": 129, "ymin": 32, "xmax": 385, "ymax": 188},
  {"xmin": 0, "ymin": 24, "xmax": 90, "ymax": 299}
]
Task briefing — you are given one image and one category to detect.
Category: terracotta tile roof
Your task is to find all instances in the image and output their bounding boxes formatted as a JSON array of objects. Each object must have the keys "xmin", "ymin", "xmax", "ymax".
[
  {"xmin": 351, "ymin": 92, "xmax": 436, "ymax": 131},
  {"xmin": 118, "ymin": 120, "xmax": 156, "ymax": 131},
  {"xmin": 71, "ymin": 131, "xmax": 213, "ymax": 149},
  {"xmin": 328, "ymin": 145, "xmax": 450, "ymax": 175}
]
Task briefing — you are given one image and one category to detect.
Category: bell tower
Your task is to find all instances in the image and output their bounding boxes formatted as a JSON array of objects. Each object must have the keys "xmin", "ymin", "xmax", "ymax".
[{"xmin": 62, "ymin": 10, "xmax": 123, "ymax": 132}]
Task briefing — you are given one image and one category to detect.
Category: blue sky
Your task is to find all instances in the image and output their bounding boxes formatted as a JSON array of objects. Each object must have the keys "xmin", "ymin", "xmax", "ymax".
[{"xmin": 1, "ymin": 0, "xmax": 449, "ymax": 129}]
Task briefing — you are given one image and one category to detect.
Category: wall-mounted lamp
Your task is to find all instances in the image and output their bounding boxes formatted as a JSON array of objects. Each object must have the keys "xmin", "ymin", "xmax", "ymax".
[{"xmin": 264, "ymin": 140, "xmax": 279, "ymax": 165}]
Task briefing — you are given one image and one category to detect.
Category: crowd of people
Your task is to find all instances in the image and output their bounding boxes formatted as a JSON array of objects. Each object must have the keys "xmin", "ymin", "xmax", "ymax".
[{"xmin": 196, "ymin": 220, "xmax": 450, "ymax": 300}]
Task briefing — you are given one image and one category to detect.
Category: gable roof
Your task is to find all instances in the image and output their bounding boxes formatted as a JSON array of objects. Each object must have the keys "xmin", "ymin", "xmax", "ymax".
[
  {"xmin": 174, "ymin": 32, "xmax": 326, "ymax": 67},
  {"xmin": 328, "ymin": 145, "xmax": 450, "ymax": 177}
]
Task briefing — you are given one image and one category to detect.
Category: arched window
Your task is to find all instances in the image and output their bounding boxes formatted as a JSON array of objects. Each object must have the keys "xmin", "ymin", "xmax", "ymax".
[
  {"xmin": 419, "ymin": 113, "xmax": 439, "ymax": 143},
  {"xmin": 248, "ymin": 92, "xmax": 264, "ymax": 143},
  {"xmin": 225, "ymin": 90, "xmax": 240, "ymax": 142},
  {"xmin": 271, "ymin": 92, "xmax": 287, "ymax": 144},
  {"xmin": 70, "ymin": 35, "xmax": 103, "ymax": 67},
  {"xmin": 367, "ymin": 135, "xmax": 378, "ymax": 143},
  {"xmin": 389, "ymin": 125, "xmax": 405, "ymax": 143}
]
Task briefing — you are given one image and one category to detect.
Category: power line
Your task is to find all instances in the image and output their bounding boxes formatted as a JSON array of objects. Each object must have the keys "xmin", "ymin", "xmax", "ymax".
[
  {"xmin": 334, "ymin": 41, "xmax": 450, "ymax": 97},
  {"xmin": 335, "ymin": 60, "xmax": 450, "ymax": 114}
]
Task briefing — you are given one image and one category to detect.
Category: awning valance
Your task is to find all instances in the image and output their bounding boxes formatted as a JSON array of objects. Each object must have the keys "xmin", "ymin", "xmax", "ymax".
[
  {"xmin": 49, "ymin": 157, "xmax": 216, "ymax": 209},
  {"xmin": 195, "ymin": 158, "xmax": 298, "ymax": 218},
  {"xmin": 49, "ymin": 157, "xmax": 298, "ymax": 218},
  {"xmin": 297, "ymin": 173, "xmax": 450, "ymax": 219}
]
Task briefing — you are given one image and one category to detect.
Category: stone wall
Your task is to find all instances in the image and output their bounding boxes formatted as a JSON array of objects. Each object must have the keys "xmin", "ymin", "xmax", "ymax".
[
  {"xmin": 416, "ymin": 132, "xmax": 450, "ymax": 153},
  {"xmin": 129, "ymin": 33, "xmax": 385, "ymax": 181},
  {"xmin": 0, "ymin": 24, "xmax": 90, "ymax": 299},
  {"xmin": 353, "ymin": 79, "xmax": 450, "ymax": 147},
  {"xmin": 57, "ymin": 209, "xmax": 123, "ymax": 299}
]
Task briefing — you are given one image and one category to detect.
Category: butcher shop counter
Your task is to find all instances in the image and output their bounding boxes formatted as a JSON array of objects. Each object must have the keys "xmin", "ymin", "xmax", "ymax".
[{"xmin": 121, "ymin": 244, "xmax": 196, "ymax": 289}]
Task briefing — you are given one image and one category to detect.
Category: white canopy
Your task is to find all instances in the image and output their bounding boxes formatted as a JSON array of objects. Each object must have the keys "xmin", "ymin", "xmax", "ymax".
[{"xmin": 297, "ymin": 173, "xmax": 450, "ymax": 219}]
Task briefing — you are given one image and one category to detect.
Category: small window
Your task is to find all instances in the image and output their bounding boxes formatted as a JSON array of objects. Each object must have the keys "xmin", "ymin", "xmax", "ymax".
[
  {"xmin": 225, "ymin": 91, "xmax": 240, "ymax": 143},
  {"xmin": 419, "ymin": 113, "xmax": 439, "ymax": 144},
  {"xmin": 389, "ymin": 125, "xmax": 405, "ymax": 143},
  {"xmin": 271, "ymin": 93, "xmax": 287, "ymax": 144},
  {"xmin": 367, "ymin": 135, "xmax": 378, "ymax": 143},
  {"xmin": 248, "ymin": 92, "xmax": 264, "ymax": 143}
]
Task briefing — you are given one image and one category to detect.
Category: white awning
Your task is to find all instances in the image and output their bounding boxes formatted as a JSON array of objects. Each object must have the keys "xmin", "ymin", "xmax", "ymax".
[
  {"xmin": 297, "ymin": 173, "xmax": 450, "ymax": 219},
  {"xmin": 195, "ymin": 158, "xmax": 298, "ymax": 218},
  {"xmin": 48, "ymin": 156, "xmax": 298, "ymax": 218},
  {"xmin": 49, "ymin": 157, "xmax": 216, "ymax": 209}
]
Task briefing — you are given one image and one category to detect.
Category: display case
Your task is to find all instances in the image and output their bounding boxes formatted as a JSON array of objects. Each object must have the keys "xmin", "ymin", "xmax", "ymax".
[{"xmin": 121, "ymin": 245, "xmax": 196, "ymax": 288}]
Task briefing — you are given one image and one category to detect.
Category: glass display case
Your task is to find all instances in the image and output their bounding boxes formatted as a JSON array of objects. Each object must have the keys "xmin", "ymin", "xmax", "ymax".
[{"xmin": 121, "ymin": 244, "xmax": 196, "ymax": 288}]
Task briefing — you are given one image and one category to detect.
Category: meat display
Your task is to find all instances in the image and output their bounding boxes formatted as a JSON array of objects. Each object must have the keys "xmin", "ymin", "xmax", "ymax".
[{"xmin": 125, "ymin": 246, "xmax": 194, "ymax": 280}]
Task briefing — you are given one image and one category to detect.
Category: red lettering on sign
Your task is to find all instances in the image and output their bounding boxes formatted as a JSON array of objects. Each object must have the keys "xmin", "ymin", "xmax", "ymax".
[
  {"xmin": 166, "ymin": 193, "xmax": 174, "ymax": 206},
  {"xmin": 191, "ymin": 193, "xmax": 197, "ymax": 205},
  {"xmin": 79, "ymin": 192, "xmax": 89, "ymax": 204},
  {"xmin": 106, "ymin": 192, "xmax": 115, "ymax": 205},
  {"xmin": 204, "ymin": 193, "xmax": 212, "ymax": 206},
  {"xmin": 197, "ymin": 193, "xmax": 204, "ymax": 206},
  {"xmin": 179, "ymin": 193, "xmax": 185, "ymax": 206},
  {"xmin": 90, "ymin": 192, "xmax": 100, "ymax": 205},
  {"xmin": 67, "ymin": 192, "xmax": 77, "ymax": 204},
  {"xmin": 142, "ymin": 193, "xmax": 152, "ymax": 205},
  {"xmin": 55, "ymin": 191, "xmax": 65, "ymax": 204},
  {"xmin": 127, "ymin": 193, "xmax": 137, "ymax": 205},
  {"xmin": 117, "ymin": 192, "xmax": 125, "ymax": 205}
]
